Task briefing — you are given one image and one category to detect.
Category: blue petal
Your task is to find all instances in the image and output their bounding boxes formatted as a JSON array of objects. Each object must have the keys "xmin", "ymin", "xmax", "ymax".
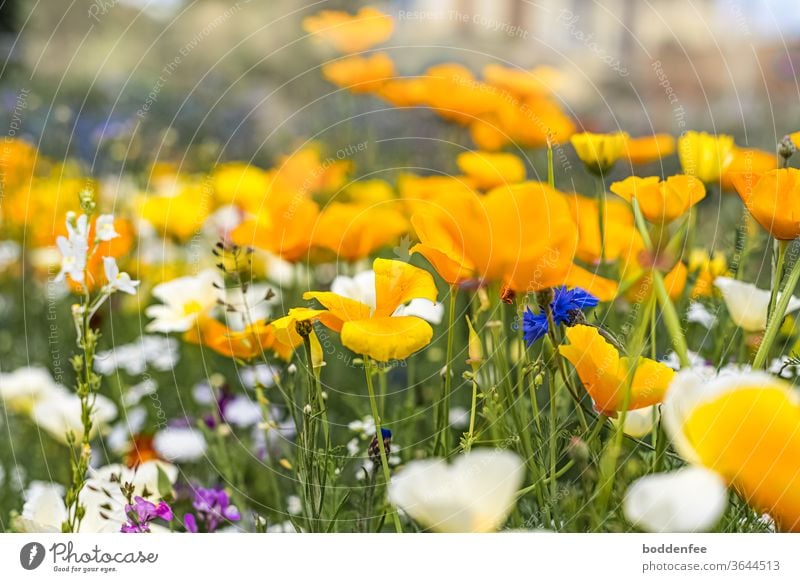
[{"xmin": 522, "ymin": 308, "xmax": 549, "ymax": 346}]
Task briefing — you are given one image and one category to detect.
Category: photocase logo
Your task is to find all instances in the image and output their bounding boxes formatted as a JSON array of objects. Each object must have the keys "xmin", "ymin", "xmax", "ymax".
[{"xmin": 20, "ymin": 542, "xmax": 46, "ymax": 570}]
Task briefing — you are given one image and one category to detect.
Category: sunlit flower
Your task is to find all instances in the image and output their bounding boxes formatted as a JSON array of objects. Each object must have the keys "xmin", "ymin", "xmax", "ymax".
[
  {"xmin": 95, "ymin": 214, "xmax": 120, "ymax": 241},
  {"xmin": 623, "ymin": 134, "xmax": 676, "ymax": 165},
  {"xmin": 720, "ymin": 147, "xmax": 777, "ymax": 192},
  {"xmin": 612, "ymin": 404, "xmax": 658, "ymax": 438},
  {"xmin": 610, "ymin": 175, "xmax": 706, "ymax": 224},
  {"xmin": 410, "ymin": 182, "xmax": 616, "ymax": 299},
  {"xmin": 570, "ymin": 132, "xmax": 628, "ymax": 175},
  {"xmin": 388, "ymin": 449, "xmax": 524, "ymax": 532},
  {"xmin": 687, "ymin": 249, "xmax": 729, "ymax": 298},
  {"xmin": 714, "ymin": 276, "xmax": 800, "ymax": 332},
  {"xmin": 212, "ymin": 162, "xmax": 272, "ymax": 211},
  {"xmin": 455, "ymin": 151, "xmax": 526, "ymax": 190},
  {"xmin": 559, "ymin": 324, "xmax": 675, "ymax": 415},
  {"xmin": 305, "ymin": 258, "xmax": 438, "ymax": 361},
  {"xmin": 678, "ymin": 131, "xmax": 735, "ymax": 183},
  {"xmin": 322, "ymin": 53, "xmax": 396, "ymax": 94},
  {"xmin": 626, "ymin": 369, "xmax": 800, "ymax": 532},
  {"xmin": 55, "ymin": 212, "xmax": 89, "ymax": 283},
  {"xmin": 565, "ymin": 194, "xmax": 641, "ymax": 264},
  {"xmin": 102, "ymin": 257, "xmax": 139, "ymax": 295},
  {"xmin": 732, "ymin": 168, "xmax": 800, "ymax": 240},
  {"xmin": 145, "ymin": 270, "xmax": 220, "ymax": 333},
  {"xmin": 313, "ymin": 202, "xmax": 408, "ymax": 261},
  {"xmin": 302, "ymin": 6, "xmax": 393, "ymax": 54},
  {"xmin": 137, "ymin": 182, "xmax": 212, "ymax": 241},
  {"xmin": 522, "ymin": 286, "xmax": 598, "ymax": 345}
]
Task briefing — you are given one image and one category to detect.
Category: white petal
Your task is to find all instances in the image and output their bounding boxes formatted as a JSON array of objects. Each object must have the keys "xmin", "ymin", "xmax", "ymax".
[
  {"xmin": 393, "ymin": 298, "xmax": 444, "ymax": 324},
  {"xmin": 613, "ymin": 405, "xmax": 658, "ymax": 438},
  {"xmin": 624, "ymin": 467, "xmax": 728, "ymax": 532},
  {"xmin": 714, "ymin": 276, "xmax": 800, "ymax": 332},
  {"xmin": 18, "ymin": 482, "xmax": 67, "ymax": 532},
  {"xmin": 153, "ymin": 427, "xmax": 207, "ymax": 462}
]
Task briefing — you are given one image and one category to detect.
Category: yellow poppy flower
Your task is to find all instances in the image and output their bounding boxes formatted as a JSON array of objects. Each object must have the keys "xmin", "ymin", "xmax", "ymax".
[
  {"xmin": 565, "ymin": 194, "xmax": 641, "ymax": 265},
  {"xmin": 688, "ymin": 249, "xmax": 730, "ymax": 298},
  {"xmin": 662, "ymin": 370, "xmax": 800, "ymax": 532},
  {"xmin": 322, "ymin": 53, "xmax": 395, "ymax": 94},
  {"xmin": 304, "ymin": 258, "xmax": 438, "ymax": 361},
  {"xmin": 410, "ymin": 182, "xmax": 617, "ymax": 299},
  {"xmin": 623, "ymin": 134, "xmax": 676, "ymax": 165},
  {"xmin": 344, "ymin": 179, "xmax": 395, "ymax": 204},
  {"xmin": 732, "ymin": 168, "xmax": 800, "ymax": 240},
  {"xmin": 231, "ymin": 192, "xmax": 320, "ymax": 261},
  {"xmin": 137, "ymin": 182, "xmax": 211, "ymax": 242},
  {"xmin": 478, "ymin": 98, "xmax": 575, "ymax": 151},
  {"xmin": 375, "ymin": 78, "xmax": 428, "ymax": 107},
  {"xmin": 570, "ymin": 131, "xmax": 628, "ymax": 175},
  {"xmin": 678, "ymin": 131, "xmax": 734, "ymax": 183},
  {"xmin": 0, "ymin": 138, "xmax": 37, "ymax": 191},
  {"xmin": 272, "ymin": 145, "xmax": 352, "ymax": 199},
  {"xmin": 302, "ymin": 6, "xmax": 393, "ymax": 54},
  {"xmin": 313, "ymin": 202, "xmax": 408, "ymax": 261},
  {"xmin": 455, "ymin": 151, "xmax": 525, "ymax": 190},
  {"xmin": 212, "ymin": 163, "xmax": 272, "ymax": 210},
  {"xmin": 720, "ymin": 147, "xmax": 776, "ymax": 192},
  {"xmin": 421, "ymin": 64, "xmax": 503, "ymax": 125},
  {"xmin": 610, "ymin": 175, "xmax": 706, "ymax": 224},
  {"xmin": 482, "ymin": 64, "xmax": 558, "ymax": 99},
  {"xmin": 559, "ymin": 324, "xmax": 675, "ymax": 415}
]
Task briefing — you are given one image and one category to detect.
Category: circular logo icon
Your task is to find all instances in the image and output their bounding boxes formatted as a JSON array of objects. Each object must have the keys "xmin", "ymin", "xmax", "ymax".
[{"xmin": 20, "ymin": 542, "xmax": 46, "ymax": 570}]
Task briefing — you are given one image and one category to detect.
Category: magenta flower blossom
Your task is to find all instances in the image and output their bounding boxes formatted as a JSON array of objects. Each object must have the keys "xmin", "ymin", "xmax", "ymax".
[
  {"xmin": 183, "ymin": 486, "xmax": 241, "ymax": 533},
  {"xmin": 120, "ymin": 496, "xmax": 173, "ymax": 533}
]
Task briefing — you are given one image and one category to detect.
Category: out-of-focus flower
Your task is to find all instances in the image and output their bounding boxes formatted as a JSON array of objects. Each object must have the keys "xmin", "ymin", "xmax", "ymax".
[
  {"xmin": 153, "ymin": 426, "xmax": 207, "ymax": 463},
  {"xmin": 145, "ymin": 270, "xmax": 220, "ymax": 333},
  {"xmin": 388, "ymin": 449, "xmax": 524, "ymax": 532},
  {"xmin": 732, "ymin": 168, "xmax": 800, "ymax": 240},
  {"xmin": 184, "ymin": 315, "xmax": 305, "ymax": 362},
  {"xmin": 612, "ymin": 404, "xmax": 659, "ymax": 437},
  {"xmin": 686, "ymin": 301, "xmax": 716, "ymax": 329},
  {"xmin": 522, "ymin": 286, "xmax": 599, "ymax": 345},
  {"xmin": 30, "ymin": 386, "xmax": 117, "ymax": 444},
  {"xmin": 617, "ymin": 238, "xmax": 687, "ymax": 303},
  {"xmin": 455, "ymin": 151, "xmax": 525, "ymax": 190},
  {"xmin": 623, "ymin": 134, "xmax": 676, "ymax": 165},
  {"xmin": 322, "ymin": 53, "xmax": 395, "ymax": 94},
  {"xmin": 482, "ymin": 64, "xmax": 558, "ymax": 99},
  {"xmin": 0, "ymin": 367, "xmax": 60, "ymax": 414},
  {"xmin": 95, "ymin": 336, "xmax": 179, "ymax": 376},
  {"xmin": 714, "ymin": 276, "xmax": 800, "ymax": 332},
  {"xmin": 183, "ymin": 485, "xmax": 241, "ymax": 533},
  {"xmin": 559, "ymin": 324, "xmax": 675, "ymax": 415},
  {"xmin": 411, "ymin": 182, "xmax": 616, "ymax": 299},
  {"xmin": 212, "ymin": 162, "xmax": 272, "ymax": 211},
  {"xmin": 344, "ymin": 179, "xmax": 395, "ymax": 205},
  {"xmin": 688, "ymin": 250, "xmax": 729, "ymax": 298},
  {"xmin": 678, "ymin": 131, "xmax": 735, "ymax": 183},
  {"xmin": 0, "ymin": 138, "xmax": 37, "ymax": 191},
  {"xmin": 305, "ymin": 258, "xmax": 438, "ymax": 361},
  {"xmin": 137, "ymin": 182, "xmax": 212, "ymax": 242},
  {"xmin": 120, "ymin": 496, "xmax": 173, "ymax": 533},
  {"xmin": 610, "ymin": 175, "xmax": 706, "ymax": 224},
  {"xmin": 103, "ymin": 257, "xmax": 139, "ymax": 295},
  {"xmin": 302, "ymin": 6, "xmax": 393, "ymax": 53},
  {"xmin": 95, "ymin": 214, "xmax": 120, "ymax": 241},
  {"xmin": 16, "ymin": 482, "xmax": 67, "ymax": 533},
  {"xmin": 565, "ymin": 194, "xmax": 641, "ymax": 264},
  {"xmin": 720, "ymin": 147, "xmax": 777, "ymax": 192},
  {"xmin": 571, "ymin": 132, "xmax": 628, "ymax": 175},
  {"xmin": 626, "ymin": 369, "xmax": 800, "ymax": 532},
  {"xmin": 313, "ymin": 202, "xmax": 408, "ymax": 261},
  {"xmin": 55, "ymin": 212, "xmax": 89, "ymax": 283}
]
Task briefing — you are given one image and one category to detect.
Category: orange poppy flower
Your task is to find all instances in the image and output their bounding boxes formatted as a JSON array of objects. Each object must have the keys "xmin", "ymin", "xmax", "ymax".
[
  {"xmin": 624, "ymin": 134, "xmax": 676, "ymax": 165},
  {"xmin": 720, "ymin": 147, "xmax": 776, "ymax": 192},
  {"xmin": 732, "ymin": 168, "xmax": 800, "ymax": 240},
  {"xmin": 322, "ymin": 53, "xmax": 395, "ymax": 94},
  {"xmin": 313, "ymin": 202, "xmax": 408, "ymax": 261},
  {"xmin": 302, "ymin": 7, "xmax": 393, "ymax": 54},
  {"xmin": 610, "ymin": 175, "xmax": 706, "ymax": 224}
]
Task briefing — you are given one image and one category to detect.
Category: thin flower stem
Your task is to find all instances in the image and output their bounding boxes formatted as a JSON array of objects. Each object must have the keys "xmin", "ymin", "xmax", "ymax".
[
  {"xmin": 767, "ymin": 240, "xmax": 788, "ymax": 321},
  {"xmin": 753, "ymin": 245, "xmax": 800, "ymax": 369},
  {"xmin": 435, "ymin": 286, "xmax": 457, "ymax": 455},
  {"xmin": 364, "ymin": 357, "xmax": 403, "ymax": 533}
]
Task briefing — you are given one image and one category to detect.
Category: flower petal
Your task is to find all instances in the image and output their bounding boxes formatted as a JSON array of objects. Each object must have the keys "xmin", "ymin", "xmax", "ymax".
[
  {"xmin": 372, "ymin": 258, "xmax": 438, "ymax": 317},
  {"xmin": 340, "ymin": 316, "xmax": 432, "ymax": 361}
]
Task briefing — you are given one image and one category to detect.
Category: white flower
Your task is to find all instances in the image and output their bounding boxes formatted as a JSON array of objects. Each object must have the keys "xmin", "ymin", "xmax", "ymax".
[
  {"xmin": 95, "ymin": 214, "xmax": 120, "ymax": 241},
  {"xmin": 287, "ymin": 495, "xmax": 302, "ymax": 516},
  {"xmin": 17, "ymin": 482, "xmax": 68, "ymax": 533},
  {"xmin": 393, "ymin": 298, "xmax": 444, "ymax": 324},
  {"xmin": 714, "ymin": 276, "xmax": 800, "ymax": 332},
  {"xmin": 103, "ymin": 256, "xmax": 139, "ymax": 295},
  {"xmin": 612, "ymin": 405, "xmax": 658, "ymax": 438},
  {"xmin": 153, "ymin": 426, "xmax": 207, "ymax": 462},
  {"xmin": 240, "ymin": 364, "xmax": 278, "ymax": 389},
  {"xmin": 623, "ymin": 466, "xmax": 728, "ymax": 532},
  {"xmin": 222, "ymin": 283, "xmax": 279, "ymax": 331},
  {"xmin": 55, "ymin": 213, "xmax": 90, "ymax": 283},
  {"xmin": 224, "ymin": 396, "xmax": 263, "ymax": 428},
  {"xmin": 95, "ymin": 336, "xmax": 179, "ymax": 376},
  {"xmin": 0, "ymin": 367, "xmax": 61, "ymax": 413},
  {"xmin": 388, "ymin": 449, "xmax": 524, "ymax": 532},
  {"xmin": 106, "ymin": 406, "xmax": 147, "ymax": 453},
  {"xmin": 30, "ymin": 387, "xmax": 117, "ymax": 444},
  {"xmin": 264, "ymin": 253, "xmax": 296, "ymax": 286},
  {"xmin": 0, "ymin": 240, "xmax": 21, "ymax": 271},
  {"xmin": 448, "ymin": 406, "xmax": 470, "ymax": 429},
  {"xmin": 145, "ymin": 270, "xmax": 220, "ymax": 332},
  {"xmin": 686, "ymin": 301, "xmax": 716, "ymax": 329}
]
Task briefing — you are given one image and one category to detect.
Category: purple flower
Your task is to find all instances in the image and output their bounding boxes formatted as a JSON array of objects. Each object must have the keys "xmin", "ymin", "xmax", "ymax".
[
  {"xmin": 521, "ymin": 286, "xmax": 599, "ymax": 346},
  {"xmin": 120, "ymin": 496, "xmax": 173, "ymax": 533},
  {"xmin": 183, "ymin": 486, "xmax": 241, "ymax": 533}
]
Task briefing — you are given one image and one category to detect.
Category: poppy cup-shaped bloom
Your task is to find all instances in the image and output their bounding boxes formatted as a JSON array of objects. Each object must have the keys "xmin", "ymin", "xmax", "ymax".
[
  {"xmin": 732, "ymin": 168, "xmax": 800, "ymax": 240},
  {"xmin": 312, "ymin": 202, "xmax": 408, "ymax": 261},
  {"xmin": 302, "ymin": 6, "xmax": 394, "ymax": 54},
  {"xmin": 410, "ymin": 182, "xmax": 617, "ymax": 300},
  {"xmin": 570, "ymin": 132, "xmax": 628, "ymax": 175},
  {"xmin": 610, "ymin": 175, "xmax": 706, "ymax": 224},
  {"xmin": 558, "ymin": 324, "xmax": 675, "ymax": 415},
  {"xmin": 625, "ymin": 369, "xmax": 800, "ymax": 532},
  {"xmin": 714, "ymin": 276, "xmax": 800, "ymax": 332},
  {"xmin": 720, "ymin": 147, "xmax": 777, "ymax": 192},
  {"xmin": 678, "ymin": 131, "xmax": 735, "ymax": 183},
  {"xmin": 623, "ymin": 134, "xmax": 676, "ymax": 165},
  {"xmin": 566, "ymin": 194, "xmax": 641, "ymax": 265},
  {"xmin": 304, "ymin": 258, "xmax": 438, "ymax": 362},
  {"xmin": 455, "ymin": 151, "xmax": 526, "ymax": 190},
  {"xmin": 688, "ymin": 249, "xmax": 730, "ymax": 298},
  {"xmin": 322, "ymin": 53, "xmax": 396, "ymax": 94},
  {"xmin": 388, "ymin": 449, "xmax": 524, "ymax": 532}
]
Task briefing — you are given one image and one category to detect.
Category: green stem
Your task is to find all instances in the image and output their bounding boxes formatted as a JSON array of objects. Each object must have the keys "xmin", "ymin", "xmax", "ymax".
[
  {"xmin": 753, "ymin": 245, "xmax": 800, "ymax": 369},
  {"xmin": 767, "ymin": 240, "xmax": 788, "ymax": 321},
  {"xmin": 435, "ymin": 286, "xmax": 458, "ymax": 455},
  {"xmin": 364, "ymin": 358, "xmax": 403, "ymax": 533}
]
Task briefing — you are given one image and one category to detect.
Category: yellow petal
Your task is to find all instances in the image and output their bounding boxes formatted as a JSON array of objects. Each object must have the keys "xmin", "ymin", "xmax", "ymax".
[
  {"xmin": 340, "ymin": 316, "xmax": 433, "ymax": 361},
  {"xmin": 302, "ymin": 292, "xmax": 372, "ymax": 330},
  {"xmin": 372, "ymin": 258, "xmax": 438, "ymax": 317}
]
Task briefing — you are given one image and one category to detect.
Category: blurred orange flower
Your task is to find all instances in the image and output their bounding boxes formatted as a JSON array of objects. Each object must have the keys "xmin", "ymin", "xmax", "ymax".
[
  {"xmin": 623, "ymin": 134, "xmax": 676, "ymax": 165},
  {"xmin": 455, "ymin": 151, "xmax": 525, "ymax": 190},
  {"xmin": 610, "ymin": 175, "xmax": 706, "ymax": 224},
  {"xmin": 323, "ymin": 53, "xmax": 395, "ymax": 94},
  {"xmin": 302, "ymin": 7, "xmax": 393, "ymax": 54},
  {"xmin": 565, "ymin": 194, "xmax": 641, "ymax": 265},
  {"xmin": 313, "ymin": 202, "xmax": 408, "ymax": 261}
]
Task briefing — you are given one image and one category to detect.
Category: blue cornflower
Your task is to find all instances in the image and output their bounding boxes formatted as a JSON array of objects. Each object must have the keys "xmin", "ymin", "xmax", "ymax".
[{"xmin": 521, "ymin": 286, "xmax": 598, "ymax": 346}]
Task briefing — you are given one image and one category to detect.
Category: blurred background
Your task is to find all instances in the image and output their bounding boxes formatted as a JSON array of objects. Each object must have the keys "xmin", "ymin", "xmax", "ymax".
[{"xmin": 1, "ymin": 0, "xmax": 799, "ymax": 175}]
